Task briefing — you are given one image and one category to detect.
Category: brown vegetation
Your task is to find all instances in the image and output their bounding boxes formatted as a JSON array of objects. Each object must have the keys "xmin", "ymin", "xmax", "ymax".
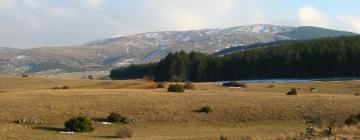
[{"xmin": 0, "ymin": 75, "xmax": 359, "ymax": 139}]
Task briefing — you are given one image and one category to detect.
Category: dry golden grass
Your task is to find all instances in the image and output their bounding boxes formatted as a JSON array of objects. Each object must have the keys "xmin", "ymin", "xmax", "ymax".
[{"xmin": 0, "ymin": 75, "xmax": 359, "ymax": 140}]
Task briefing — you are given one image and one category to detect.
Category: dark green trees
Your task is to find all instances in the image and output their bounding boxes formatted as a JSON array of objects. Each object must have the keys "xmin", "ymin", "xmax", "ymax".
[
  {"xmin": 110, "ymin": 36, "xmax": 360, "ymax": 82},
  {"xmin": 64, "ymin": 116, "xmax": 94, "ymax": 132}
]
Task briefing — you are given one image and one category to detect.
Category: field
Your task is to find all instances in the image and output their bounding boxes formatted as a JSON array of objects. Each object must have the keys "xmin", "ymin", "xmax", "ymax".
[{"xmin": 0, "ymin": 75, "xmax": 360, "ymax": 140}]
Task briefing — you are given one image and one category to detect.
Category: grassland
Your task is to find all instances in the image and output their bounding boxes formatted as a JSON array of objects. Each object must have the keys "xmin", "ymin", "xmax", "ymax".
[{"xmin": 0, "ymin": 75, "xmax": 359, "ymax": 140}]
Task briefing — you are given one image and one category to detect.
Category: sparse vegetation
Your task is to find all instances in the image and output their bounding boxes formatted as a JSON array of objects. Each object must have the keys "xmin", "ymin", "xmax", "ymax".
[
  {"xmin": 184, "ymin": 82, "xmax": 195, "ymax": 90},
  {"xmin": 222, "ymin": 81, "xmax": 247, "ymax": 88},
  {"xmin": 344, "ymin": 115, "xmax": 358, "ymax": 125},
  {"xmin": 199, "ymin": 106, "xmax": 212, "ymax": 113},
  {"xmin": 1, "ymin": 76, "xmax": 360, "ymax": 139},
  {"xmin": 157, "ymin": 82, "xmax": 165, "ymax": 88},
  {"xmin": 62, "ymin": 86, "xmax": 70, "ymax": 89},
  {"xmin": 219, "ymin": 135, "xmax": 228, "ymax": 140},
  {"xmin": 167, "ymin": 84, "xmax": 185, "ymax": 92},
  {"xmin": 286, "ymin": 88, "xmax": 298, "ymax": 95},
  {"xmin": 116, "ymin": 127, "xmax": 134, "ymax": 138},
  {"xmin": 64, "ymin": 116, "xmax": 94, "ymax": 132},
  {"xmin": 268, "ymin": 85, "xmax": 275, "ymax": 88},
  {"xmin": 355, "ymin": 93, "xmax": 360, "ymax": 96},
  {"xmin": 322, "ymin": 115, "xmax": 338, "ymax": 137}
]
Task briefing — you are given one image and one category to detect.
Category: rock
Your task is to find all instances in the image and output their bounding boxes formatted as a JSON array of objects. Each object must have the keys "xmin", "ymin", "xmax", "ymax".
[
  {"xmin": 16, "ymin": 118, "xmax": 42, "ymax": 125},
  {"xmin": 101, "ymin": 122, "xmax": 112, "ymax": 125},
  {"xmin": 122, "ymin": 116, "xmax": 137, "ymax": 124},
  {"xmin": 60, "ymin": 131, "xmax": 75, "ymax": 134}
]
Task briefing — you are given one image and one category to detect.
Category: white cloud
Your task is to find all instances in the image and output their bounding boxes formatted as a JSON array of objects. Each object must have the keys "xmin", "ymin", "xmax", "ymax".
[
  {"xmin": 139, "ymin": 0, "xmax": 238, "ymax": 31},
  {"xmin": 298, "ymin": 5, "xmax": 331, "ymax": 28},
  {"xmin": 1, "ymin": 1, "xmax": 360, "ymax": 48},
  {"xmin": 86, "ymin": 0, "xmax": 107, "ymax": 11},
  {"xmin": 337, "ymin": 16, "xmax": 360, "ymax": 33}
]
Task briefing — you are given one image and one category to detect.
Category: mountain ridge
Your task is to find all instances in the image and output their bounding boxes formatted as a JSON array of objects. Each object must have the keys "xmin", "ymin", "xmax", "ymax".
[{"xmin": 0, "ymin": 24, "xmax": 357, "ymax": 74}]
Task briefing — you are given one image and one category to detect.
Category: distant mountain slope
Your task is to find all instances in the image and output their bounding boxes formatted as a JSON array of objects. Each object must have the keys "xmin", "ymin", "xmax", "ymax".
[
  {"xmin": 0, "ymin": 47, "xmax": 20, "ymax": 53},
  {"xmin": 280, "ymin": 26, "xmax": 356, "ymax": 40},
  {"xmin": 213, "ymin": 40, "xmax": 298, "ymax": 56},
  {"xmin": 0, "ymin": 24, "xmax": 357, "ymax": 74}
]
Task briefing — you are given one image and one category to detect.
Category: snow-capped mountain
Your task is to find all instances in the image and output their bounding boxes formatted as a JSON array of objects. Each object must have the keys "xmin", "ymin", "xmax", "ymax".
[{"xmin": 0, "ymin": 24, "xmax": 356, "ymax": 74}]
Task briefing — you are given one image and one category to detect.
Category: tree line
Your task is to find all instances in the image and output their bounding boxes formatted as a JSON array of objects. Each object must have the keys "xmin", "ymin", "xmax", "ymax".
[{"xmin": 110, "ymin": 36, "xmax": 360, "ymax": 82}]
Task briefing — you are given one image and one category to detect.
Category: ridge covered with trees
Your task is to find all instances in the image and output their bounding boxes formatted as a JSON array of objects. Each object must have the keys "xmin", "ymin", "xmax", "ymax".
[{"xmin": 110, "ymin": 36, "xmax": 360, "ymax": 82}]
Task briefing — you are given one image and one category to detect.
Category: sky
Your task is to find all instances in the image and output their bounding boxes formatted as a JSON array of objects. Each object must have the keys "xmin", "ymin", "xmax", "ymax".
[{"xmin": 0, "ymin": 0, "xmax": 360, "ymax": 48}]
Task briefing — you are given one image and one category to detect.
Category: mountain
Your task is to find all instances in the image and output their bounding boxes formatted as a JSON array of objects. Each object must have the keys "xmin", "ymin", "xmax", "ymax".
[
  {"xmin": 0, "ymin": 47, "xmax": 20, "ymax": 53},
  {"xmin": 0, "ymin": 24, "xmax": 357, "ymax": 74}
]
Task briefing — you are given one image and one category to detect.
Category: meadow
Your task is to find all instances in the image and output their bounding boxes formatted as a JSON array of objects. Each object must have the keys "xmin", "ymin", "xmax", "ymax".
[{"xmin": 0, "ymin": 75, "xmax": 359, "ymax": 140}]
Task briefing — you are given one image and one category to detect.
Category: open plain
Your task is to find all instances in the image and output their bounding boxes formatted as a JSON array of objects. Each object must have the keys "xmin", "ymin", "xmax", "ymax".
[{"xmin": 0, "ymin": 75, "xmax": 360, "ymax": 140}]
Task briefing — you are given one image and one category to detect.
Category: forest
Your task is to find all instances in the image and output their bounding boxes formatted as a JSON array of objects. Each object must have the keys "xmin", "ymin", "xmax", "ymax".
[{"xmin": 110, "ymin": 36, "xmax": 360, "ymax": 82}]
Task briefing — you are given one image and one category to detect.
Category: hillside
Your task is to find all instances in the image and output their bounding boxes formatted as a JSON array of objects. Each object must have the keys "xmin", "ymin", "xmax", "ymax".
[
  {"xmin": 110, "ymin": 36, "xmax": 360, "ymax": 82},
  {"xmin": 0, "ymin": 24, "xmax": 356, "ymax": 74},
  {"xmin": 0, "ymin": 47, "xmax": 20, "ymax": 53}
]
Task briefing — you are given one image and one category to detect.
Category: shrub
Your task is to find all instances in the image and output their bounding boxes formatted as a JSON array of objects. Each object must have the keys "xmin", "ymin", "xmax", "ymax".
[
  {"xmin": 157, "ymin": 82, "xmax": 165, "ymax": 88},
  {"xmin": 116, "ymin": 127, "xmax": 134, "ymax": 138},
  {"xmin": 22, "ymin": 75, "xmax": 28, "ymax": 78},
  {"xmin": 107, "ymin": 112, "xmax": 124, "ymax": 122},
  {"xmin": 310, "ymin": 87, "xmax": 317, "ymax": 92},
  {"xmin": 64, "ymin": 116, "xmax": 94, "ymax": 132},
  {"xmin": 62, "ymin": 86, "xmax": 70, "ymax": 89},
  {"xmin": 356, "ymin": 113, "xmax": 360, "ymax": 120},
  {"xmin": 355, "ymin": 93, "xmax": 360, "ymax": 96},
  {"xmin": 220, "ymin": 135, "xmax": 228, "ymax": 140},
  {"xmin": 53, "ymin": 87, "xmax": 62, "ymax": 89},
  {"xmin": 268, "ymin": 85, "xmax": 275, "ymax": 88},
  {"xmin": 322, "ymin": 115, "xmax": 338, "ymax": 137},
  {"xmin": 344, "ymin": 115, "xmax": 358, "ymax": 125},
  {"xmin": 184, "ymin": 82, "xmax": 195, "ymax": 90},
  {"xmin": 287, "ymin": 88, "xmax": 298, "ymax": 95},
  {"xmin": 199, "ymin": 106, "xmax": 212, "ymax": 113},
  {"xmin": 168, "ymin": 84, "xmax": 185, "ymax": 92},
  {"xmin": 222, "ymin": 81, "xmax": 247, "ymax": 88},
  {"xmin": 107, "ymin": 113, "xmax": 137, "ymax": 124}
]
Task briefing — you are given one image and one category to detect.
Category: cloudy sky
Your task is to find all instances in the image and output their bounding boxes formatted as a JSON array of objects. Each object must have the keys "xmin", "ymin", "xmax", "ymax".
[{"xmin": 0, "ymin": 0, "xmax": 360, "ymax": 48}]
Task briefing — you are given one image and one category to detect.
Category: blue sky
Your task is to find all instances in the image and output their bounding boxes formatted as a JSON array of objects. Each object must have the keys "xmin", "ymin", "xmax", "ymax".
[{"xmin": 0, "ymin": 0, "xmax": 359, "ymax": 48}]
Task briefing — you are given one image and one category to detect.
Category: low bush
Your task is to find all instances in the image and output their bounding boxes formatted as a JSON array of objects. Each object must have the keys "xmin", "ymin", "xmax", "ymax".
[
  {"xmin": 310, "ymin": 87, "xmax": 317, "ymax": 92},
  {"xmin": 116, "ymin": 127, "xmax": 134, "ymax": 138},
  {"xmin": 268, "ymin": 85, "xmax": 275, "ymax": 88},
  {"xmin": 220, "ymin": 135, "xmax": 228, "ymax": 140},
  {"xmin": 344, "ymin": 115, "xmax": 358, "ymax": 125},
  {"xmin": 107, "ymin": 112, "xmax": 124, "ymax": 122},
  {"xmin": 107, "ymin": 113, "xmax": 137, "ymax": 124},
  {"xmin": 222, "ymin": 81, "xmax": 247, "ymax": 88},
  {"xmin": 287, "ymin": 88, "xmax": 298, "ymax": 95},
  {"xmin": 168, "ymin": 84, "xmax": 185, "ymax": 92},
  {"xmin": 53, "ymin": 87, "xmax": 62, "ymax": 89},
  {"xmin": 64, "ymin": 116, "xmax": 94, "ymax": 132},
  {"xmin": 356, "ymin": 113, "xmax": 360, "ymax": 120},
  {"xmin": 355, "ymin": 93, "xmax": 360, "ymax": 96},
  {"xmin": 62, "ymin": 86, "xmax": 70, "ymax": 89},
  {"xmin": 157, "ymin": 82, "xmax": 165, "ymax": 88},
  {"xmin": 22, "ymin": 75, "xmax": 28, "ymax": 78},
  {"xmin": 184, "ymin": 82, "xmax": 195, "ymax": 90},
  {"xmin": 199, "ymin": 106, "xmax": 212, "ymax": 113}
]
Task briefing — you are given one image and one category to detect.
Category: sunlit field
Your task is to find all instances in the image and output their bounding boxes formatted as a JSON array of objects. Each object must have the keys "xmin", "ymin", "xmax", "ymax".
[{"xmin": 0, "ymin": 75, "xmax": 359, "ymax": 140}]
